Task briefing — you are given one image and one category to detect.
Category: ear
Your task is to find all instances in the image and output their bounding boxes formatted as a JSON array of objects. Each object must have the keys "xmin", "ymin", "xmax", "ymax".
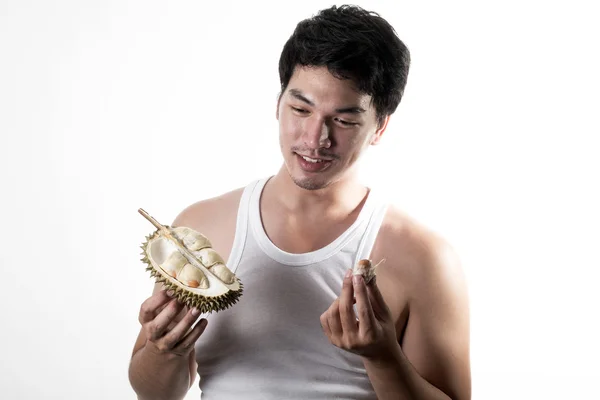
[{"xmin": 370, "ymin": 115, "xmax": 390, "ymax": 145}]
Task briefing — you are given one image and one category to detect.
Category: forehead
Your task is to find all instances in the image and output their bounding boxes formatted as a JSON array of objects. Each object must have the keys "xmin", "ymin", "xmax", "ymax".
[{"xmin": 285, "ymin": 66, "xmax": 373, "ymax": 111}]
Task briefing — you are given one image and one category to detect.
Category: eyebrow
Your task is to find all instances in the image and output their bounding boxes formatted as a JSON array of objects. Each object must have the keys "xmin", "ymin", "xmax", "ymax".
[{"xmin": 288, "ymin": 89, "xmax": 366, "ymax": 114}]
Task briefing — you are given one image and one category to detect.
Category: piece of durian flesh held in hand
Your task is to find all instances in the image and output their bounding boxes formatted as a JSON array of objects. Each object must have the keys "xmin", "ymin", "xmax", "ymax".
[
  {"xmin": 353, "ymin": 258, "xmax": 385, "ymax": 284},
  {"xmin": 138, "ymin": 208, "xmax": 242, "ymax": 314}
]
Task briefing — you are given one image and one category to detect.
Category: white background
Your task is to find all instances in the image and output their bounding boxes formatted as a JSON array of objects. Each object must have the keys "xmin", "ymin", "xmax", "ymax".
[{"xmin": 1, "ymin": 0, "xmax": 598, "ymax": 399}]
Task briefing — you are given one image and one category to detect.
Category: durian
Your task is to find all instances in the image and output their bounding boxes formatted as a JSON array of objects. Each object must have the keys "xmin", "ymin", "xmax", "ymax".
[
  {"xmin": 352, "ymin": 258, "xmax": 385, "ymax": 285},
  {"xmin": 138, "ymin": 208, "xmax": 243, "ymax": 314}
]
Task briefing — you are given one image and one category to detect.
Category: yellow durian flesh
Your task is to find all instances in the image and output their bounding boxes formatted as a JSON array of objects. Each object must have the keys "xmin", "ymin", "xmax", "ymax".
[
  {"xmin": 177, "ymin": 263, "xmax": 209, "ymax": 289},
  {"xmin": 141, "ymin": 226, "xmax": 242, "ymax": 314},
  {"xmin": 207, "ymin": 264, "xmax": 235, "ymax": 285},
  {"xmin": 195, "ymin": 248, "xmax": 235, "ymax": 284},
  {"xmin": 175, "ymin": 227, "xmax": 212, "ymax": 251},
  {"xmin": 161, "ymin": 251, "xmax": 187, "ymax": 278}
]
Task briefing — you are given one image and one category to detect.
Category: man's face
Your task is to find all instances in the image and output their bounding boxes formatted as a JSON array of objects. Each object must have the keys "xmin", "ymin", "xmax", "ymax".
[{"xmin": 276, "ymin": 66, "xmax": 388, "ymax": 191}]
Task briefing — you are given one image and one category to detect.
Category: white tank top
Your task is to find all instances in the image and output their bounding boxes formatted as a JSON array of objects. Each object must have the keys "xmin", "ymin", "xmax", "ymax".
[{"xmin": 194, "ymin": 176, "xmax": 389, "ymax": 399}]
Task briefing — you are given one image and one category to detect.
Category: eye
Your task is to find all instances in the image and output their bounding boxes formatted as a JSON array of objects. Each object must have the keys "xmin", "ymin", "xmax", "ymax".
[
  {"xmin": 291, "ymin": 106, "xmax": 308, "ymax": 114},
  {"xmin": 335, "ymin": 118, "xmax": 358, "ymax": 127}
]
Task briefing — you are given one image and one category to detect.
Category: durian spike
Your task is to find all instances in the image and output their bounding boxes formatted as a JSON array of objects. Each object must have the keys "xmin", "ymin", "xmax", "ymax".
[{"xmin": 138, "ymin": 208, "xmax": 219, "ymax": 284}]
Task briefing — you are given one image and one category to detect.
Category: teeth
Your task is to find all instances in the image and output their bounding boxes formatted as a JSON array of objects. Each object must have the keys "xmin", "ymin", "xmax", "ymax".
[{"xmin": 301, "ymin": 155, "xmax": 322, "ymax": 163}]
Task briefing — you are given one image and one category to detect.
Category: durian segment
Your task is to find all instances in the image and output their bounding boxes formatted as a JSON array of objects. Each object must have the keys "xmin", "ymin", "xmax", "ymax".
[
  {"xmin": 140, "ymin": 226, "xmax": 242, "ymax": 314},
  {"xmin": 194, "ymin": 247, "xmax": 236, "ymax": 284},
  {"xmin": 194, "ymin": 247, "xmax": 225, "ymax": 267},
  {"xmin": 207, "ymin": 263, "xmax": 235, "ymax": 285},
  {"xmin": 178, "ymin": 262, "xmax": 209, "ymax": 289},
  {"xmin": 160, "ymin": 251, "xmax": 188, "ymax": 278},
  {"xmin": 173, "ymin": 226, "xmax": 212, "ymax": 251}
]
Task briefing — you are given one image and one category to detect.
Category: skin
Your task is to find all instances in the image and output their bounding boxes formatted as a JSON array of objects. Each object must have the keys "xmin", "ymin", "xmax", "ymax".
[{"xmin": 129, "ymin": 65, "xmax": 471, "ymax": 400}]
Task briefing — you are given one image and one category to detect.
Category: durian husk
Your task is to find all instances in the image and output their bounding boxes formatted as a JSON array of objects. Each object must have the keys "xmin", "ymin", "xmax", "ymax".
[{"xmin": 139, "ymin": 209, "xmax": 243, "ymax": 314}]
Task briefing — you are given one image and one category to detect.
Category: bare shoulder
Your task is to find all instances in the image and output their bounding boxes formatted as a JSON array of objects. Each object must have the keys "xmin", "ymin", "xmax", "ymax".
[
  {"xmin": 374, "ymin": 204, "xmax": 467, "ymax": 304},
  {"xmin": 171, "ymin": 186, "xmax": 246, "ymax": 262},
  {"xmin": 172, "ymin": 186, "xmax": 245, "ymax": 229}
]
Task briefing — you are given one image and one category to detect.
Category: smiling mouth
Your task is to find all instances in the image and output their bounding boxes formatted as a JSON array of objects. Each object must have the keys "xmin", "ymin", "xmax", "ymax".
[
  {"xmin": 300, "ymin": 155, "xmax": 327, "ymax": 163},
  {"xmin": 294, "ymin": 152, "xmax": 334, "ymax": 172},
  {"xmin": 294, "ymin": 152, "xmax": 336, "ymax": 162}
]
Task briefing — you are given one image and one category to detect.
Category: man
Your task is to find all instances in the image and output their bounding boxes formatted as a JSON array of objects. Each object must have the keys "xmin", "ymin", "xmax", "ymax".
[{"xmin": 129, "ymin": 5, "xmax": 471, "ymax": 400}]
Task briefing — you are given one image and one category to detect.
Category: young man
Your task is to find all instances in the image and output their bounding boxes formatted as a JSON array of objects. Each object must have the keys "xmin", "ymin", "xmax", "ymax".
[{"xmin": 129, "ymin": 5, "xmax": 471, "ymax": 400}]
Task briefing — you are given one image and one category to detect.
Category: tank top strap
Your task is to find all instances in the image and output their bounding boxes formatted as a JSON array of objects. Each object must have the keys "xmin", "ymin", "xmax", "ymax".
[
  {"xmin": 226, "ymin": 178, "xmax": 261, "ymax": 273},
  {"xmin": 353, "ymin": 194, "xmax": 389, "ymax": 267}
]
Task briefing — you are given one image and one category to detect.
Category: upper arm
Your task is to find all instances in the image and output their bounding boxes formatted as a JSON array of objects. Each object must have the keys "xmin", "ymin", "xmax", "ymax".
[{"xmin": 400, "ymin": 238, "xmax": 471, "ymax": 400}]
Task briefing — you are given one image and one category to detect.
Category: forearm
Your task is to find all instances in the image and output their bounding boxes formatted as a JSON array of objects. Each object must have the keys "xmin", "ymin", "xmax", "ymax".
[
  {"xmin": 129, "ymin": 345, "xmax": 192, "ymax": 400},
  {"xmin": 363, "ymin": 344, "xmax": 451, "ymax": 400}
]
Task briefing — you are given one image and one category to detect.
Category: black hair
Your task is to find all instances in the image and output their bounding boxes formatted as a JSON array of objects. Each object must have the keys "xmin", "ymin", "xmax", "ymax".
[{"xmin": 278, "ymin": 4, "xmax": 411, "ymax": 126}]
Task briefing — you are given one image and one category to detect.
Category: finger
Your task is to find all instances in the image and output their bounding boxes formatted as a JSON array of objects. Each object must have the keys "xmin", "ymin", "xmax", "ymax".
[
  {"xmin": 147, "ymin": 299, "xmax": 185, "ymax": 340},
  {"xmin": 320, "ymin": 311, "xmax": 332, "ymax": 338},
  {"xmin": 162, "ymin": 307, "xmax": 203, "ymax": 348},
  {"xmin": 327, "ymin": 299, "xmax": 343, "ymax": 337},
  {"xmin": 139, "ymin": 289, "xmax": 174, "ymax": 324},
  {"xmin": 172, "ymin": 318, "xmax": 208, "ymax": 354},
  {"xmin": 339, "ymin": 269, "xmax": 358, "ymax": 334},
  {"xmin": 353, "ymin": 274, "xmax": 377, "ymax": 334},
  {"xmin": 366, "ymin": 277, "xmax": 391, "ymax": 319}
]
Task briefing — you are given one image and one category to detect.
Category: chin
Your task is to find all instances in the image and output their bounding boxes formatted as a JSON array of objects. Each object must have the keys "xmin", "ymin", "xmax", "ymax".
[
  {"xmin": 287, "ymin": 165, "xmax": 341, "ymax": 191},
  {"xmin": 290, "ymin": 175, "xmax": 333, "ymax": 191}
]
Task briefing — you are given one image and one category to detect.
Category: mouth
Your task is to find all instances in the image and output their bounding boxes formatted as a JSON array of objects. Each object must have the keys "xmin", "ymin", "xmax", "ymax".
[
  {"xmin": 294, "ymin": 152, "xmax": 334, "ymax": 173},
  {"xmin": 298, "ymin": 154, "xmax": 332, "ymax": 162}
]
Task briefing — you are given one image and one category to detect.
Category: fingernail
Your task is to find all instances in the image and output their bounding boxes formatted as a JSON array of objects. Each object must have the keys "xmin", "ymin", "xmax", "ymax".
[
  {"xmin": 345, "ymin": 269, "xmax": 352, "ymax": 279},
  {"xmin": 192, "ymin": 308, "xmax": 200, "ymax": 316},
  {"xmin": 353, "ymin": 274, "xmax": 362, "ymax": 285},
  {"xmin": 166, "ymin": 290, "xmax": 175, "ymax": 297}
]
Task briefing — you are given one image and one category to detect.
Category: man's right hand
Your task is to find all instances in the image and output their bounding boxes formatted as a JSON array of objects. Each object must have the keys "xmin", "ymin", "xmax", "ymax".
[{"xmin": 138, "ymin": 289, "xmax": 207, "ymax": 358}]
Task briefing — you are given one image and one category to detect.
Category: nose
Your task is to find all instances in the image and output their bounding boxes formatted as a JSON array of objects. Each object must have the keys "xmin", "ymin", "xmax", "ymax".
[{"xmin": 303, "ymin": 117, "xmax": 331, "ymax": 149}]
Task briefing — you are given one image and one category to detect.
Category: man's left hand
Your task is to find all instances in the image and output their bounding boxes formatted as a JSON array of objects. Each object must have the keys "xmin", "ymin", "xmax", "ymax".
[{"xmin": 320, "ymin": 269, "xmax": 399, "ymax": 360}]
